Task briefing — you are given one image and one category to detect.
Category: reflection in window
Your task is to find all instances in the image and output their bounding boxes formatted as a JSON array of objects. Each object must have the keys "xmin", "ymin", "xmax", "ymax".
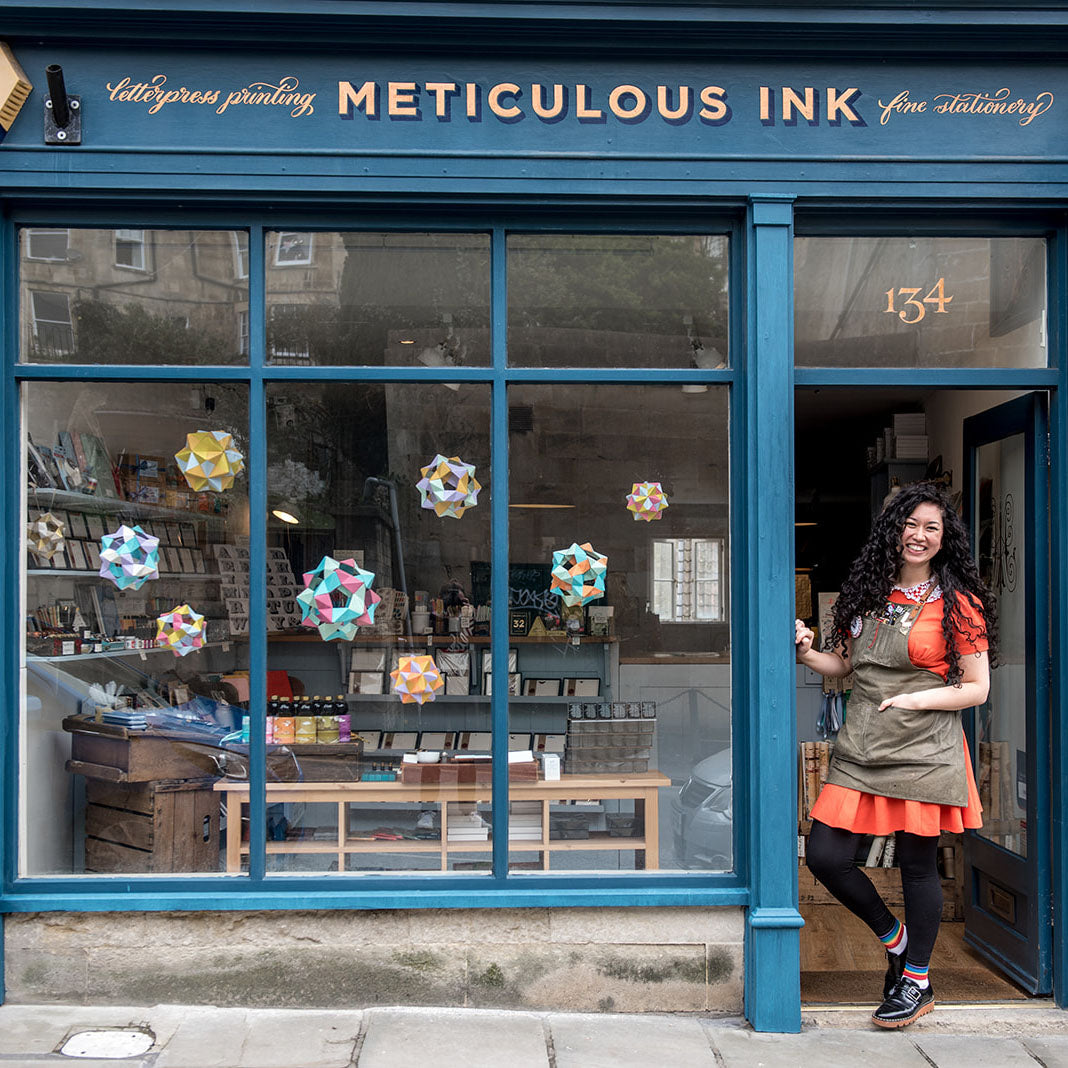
[
  {"xmin": 26, "ymin": 228, "xmax": 69, "ymax": 262},
  {"xmin": 275, "ymin": 232, "xmax": 314, "ymax": 266},
  {"xmin": 232, "ymin": 232, "xmax": 249, "ymax": 279},
  {"xmin": 114, "ymin": 229, "xmax": 147, "ymax": 271},
  {"xmin": 267, "ymin": 304, "xmax": 312, "ymax": 364},
  {"xmin": 652, "ymin": 537, "xmax": 725, "ymax": 623},
  {"xmin": 30, "ymin": 291, "xmax": 74, "ymax": 356}
]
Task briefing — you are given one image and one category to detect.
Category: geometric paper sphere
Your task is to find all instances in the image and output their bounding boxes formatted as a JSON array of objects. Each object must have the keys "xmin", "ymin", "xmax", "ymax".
[
  {"xmin": 390, "ymin": 654, "xmax": 444, "ymax": 705},
  {"xmin": 175, "ymin": 429, "xmax": 245, "ymax": 492},
  {"xmin": 99, "ymin": 523, "xmax": 160, "ymax": 590},
  {"xmin": 155, "ymin": 603, "xmax": 206, "ymax": 657},
  {"xmin": 416, "ymin": 453, "xmax": 482, "ymax": 519},
  {"xmin": 626, "ymin": 481, "xmax": 669, "ymax": 522},
  {"xmin": 297, "ymin": 555, "xmax": 381, "ymax": 641},
  {"xmin": 27, "ymin": 511, "xmax": 66, "ymax": 561},
  {"xmin": 550, "ymin": 541, "xmax": 608, "ymax": 607}
]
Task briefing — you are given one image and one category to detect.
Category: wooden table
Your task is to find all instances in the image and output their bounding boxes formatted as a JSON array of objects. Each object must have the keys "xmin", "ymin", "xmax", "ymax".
[{"xmin": 214, "ymin": 771, "xmax": 671, "ymax": 872}]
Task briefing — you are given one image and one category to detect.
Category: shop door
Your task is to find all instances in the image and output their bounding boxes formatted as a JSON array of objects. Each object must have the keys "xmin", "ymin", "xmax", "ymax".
[{"xmin": 962, "ymin": 392, "xmax": 1051, "ymax": 994}]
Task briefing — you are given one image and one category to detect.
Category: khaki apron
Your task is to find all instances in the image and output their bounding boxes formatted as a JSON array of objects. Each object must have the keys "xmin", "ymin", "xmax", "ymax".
[{"xmin": 826, "ymin": 592, "xmax": 969, "ymax": 807}]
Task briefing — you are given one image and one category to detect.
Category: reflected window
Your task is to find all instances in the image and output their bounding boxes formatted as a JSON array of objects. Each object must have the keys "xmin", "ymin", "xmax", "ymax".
[
  {"xmin": 267, "ymin": 304, "xmax": 312, "ymax": 363},
  {"xmin": 652, "ymin": 537, "xmax": 725, "ymax": 623},
  {"xmin": 30, "ymin": 291, "xmax": 74, "ymax": 356},
  {"xmin": 26, "ymin": 228, "xmax": 69, "ymax": 262},
  {"xmin": 232, "ymin": 233, "xmax": 249, "ymax": 279},
  {"xmin": 114, "ymin": 229, "xmax": 147, "ymax": 271}
]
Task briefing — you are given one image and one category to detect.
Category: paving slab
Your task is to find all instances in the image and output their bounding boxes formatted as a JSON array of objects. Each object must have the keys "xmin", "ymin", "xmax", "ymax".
[
  {"xmin": 153, "ymin": 1008, "xmax": 250, "ymax": 1068},
  {"xmin": 712, "ymin": 1026, "xmax": 932, "ymax": 1067},
  {"xmin": 549, "ymin": 1012, "xmax": 716, "ymax": 1068},
  {"xmin": 0, "ymin": 1004, "xmax": 181, "ymax": 1056},
  {"xmin": 914, "ymin": 1034, "xmax": 1048, "ymax": 1067},
  {"xmin": 358, "ymin": 1008, "xmax": 549, "ymax": 1068},
  {"xmin": 238, "ymin": 1009, "xmax": 361, "ymax": 1068},
  {"xmin": 1022, "ymin": 1036, "xmax": 1068, "ymax": 1068}
]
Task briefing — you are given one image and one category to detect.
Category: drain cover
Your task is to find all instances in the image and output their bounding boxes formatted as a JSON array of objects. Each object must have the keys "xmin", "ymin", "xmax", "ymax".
[{"xmin": 60, "ymin": 1029, "xmax": 154, "ymax": 1058}]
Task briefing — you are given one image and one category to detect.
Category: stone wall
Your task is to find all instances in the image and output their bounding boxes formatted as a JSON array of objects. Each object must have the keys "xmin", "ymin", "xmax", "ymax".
[{"xmin": 4, "ymin": 906, "xmax": 743, "ymax": 1014}]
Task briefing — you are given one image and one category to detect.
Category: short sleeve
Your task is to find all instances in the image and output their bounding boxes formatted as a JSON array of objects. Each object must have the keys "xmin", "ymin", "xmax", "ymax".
[{"xmin": 952, "ymin": 591, "xmax": 989, "ymax": 655}]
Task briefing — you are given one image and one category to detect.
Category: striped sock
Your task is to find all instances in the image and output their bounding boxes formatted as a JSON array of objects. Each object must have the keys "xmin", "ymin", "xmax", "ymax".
[
  {"xmin": 902, "ymin": 961, "xmax": 930, "ymax": 989},
  {"xmin": 879, "ymin": 919, "xmax": 907, "ymax": 956}
]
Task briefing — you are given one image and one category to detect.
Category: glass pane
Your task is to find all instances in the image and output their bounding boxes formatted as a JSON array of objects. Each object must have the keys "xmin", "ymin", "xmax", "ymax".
[
  {"xmin": 973, "ymin": 433, "xmax": 1027, "ymax": 856},
  {"xmin": 508, "ymin": 234, "xmax": 730, "ymax": 368},
  {"xmin": 507, "ymin": 385, "xmax": 731, "ymax": 873},
  {"xmin": 264, "ymin": 232, "xmax": 490, "ymax": 367},
  {"xmin": 795, "ymin": 237, "xmax": 1047, "ymax": 368},
  {"xmin": 21, "ymin": 382, "xmax": 249, "ymax": 875},
  {"xmin": 258, "ymin": 382, "xmax": 492, "ymax": 874},
  {"xmin": 19, "ymin": 229, "xmax": 249, "ymax": 365}
]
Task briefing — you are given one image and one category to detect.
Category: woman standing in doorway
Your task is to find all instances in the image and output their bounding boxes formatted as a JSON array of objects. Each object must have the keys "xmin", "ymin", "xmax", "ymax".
[{"xmin": 795, "ymin": 480, "xmax": 997, "ymax": 1029}]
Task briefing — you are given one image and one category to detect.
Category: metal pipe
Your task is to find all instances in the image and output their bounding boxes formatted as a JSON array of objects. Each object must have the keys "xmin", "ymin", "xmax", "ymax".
[{"xmin": 45, "ymin": 65, "xmax": 69, "ymax": 128}]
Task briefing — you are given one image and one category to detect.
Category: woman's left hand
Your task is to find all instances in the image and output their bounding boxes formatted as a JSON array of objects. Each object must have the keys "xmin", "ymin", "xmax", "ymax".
[{"xmin": 878, "ymin": 692, "xmax": 921, "ymax": 711}]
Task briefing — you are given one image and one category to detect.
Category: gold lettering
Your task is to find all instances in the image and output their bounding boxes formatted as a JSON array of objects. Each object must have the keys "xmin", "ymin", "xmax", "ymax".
[
  {"xmin": 488, "ymin": 82, "xmax": 522, "ymax": 119},
  {"xmin": 759, "ymin": 85, "xmax": 773, "ymax": 122},
  {"xmin": 699, "ymin": 85, "xmax": 728, "ymax": 122},
  {"xmin": 532, "ymin": 83, "xmax": 566, "ymax": 120},
  {"xmin": 575, "ymin": 84, "xmax": 602, "ymax": 120},
  {"xmin": 656, "ymin": 85, "xmax": 691, "ymax": 121},
  {"xmin": 827, "ymin": 87, "xmax": 863, "ymax": 124},
  {"xmin": 388, "ymin": 82, "xmax": 419, "ymax": 117},
  {"xmin": 608, "ymin": 84, "xmax": 646, "ymax": 120},
  {"xmin": 424, "ymin": 82, "xmax": 458, "ymax": 118},
  {"xmin": 338, "ymin": 80, "xmax": 377, "ymax": 118}
]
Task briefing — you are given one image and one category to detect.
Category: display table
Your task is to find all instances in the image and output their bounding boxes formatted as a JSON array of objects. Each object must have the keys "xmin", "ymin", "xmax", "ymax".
[{"xmin": 213, "ymin": 771, "xmax": 671, "ymax": 872}]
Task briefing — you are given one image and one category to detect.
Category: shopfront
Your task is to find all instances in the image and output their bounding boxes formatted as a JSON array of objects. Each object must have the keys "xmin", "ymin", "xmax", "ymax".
[{"xmin": 0, "ymin": 2, "xmax": 1066, "ymax": 1033}]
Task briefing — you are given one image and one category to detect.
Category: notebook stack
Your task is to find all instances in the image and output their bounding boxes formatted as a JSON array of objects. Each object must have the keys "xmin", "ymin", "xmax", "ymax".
[
  {"xmin": 508, "ymin": 801, "xmax": 543, "ymax": 841},
  {"xmin": 447, "ymin": 805, "xmax": 489, "ymax": 842},
  {"xmin": 892, "ymin": 413, "xmax": 928, "ymax": 461}
]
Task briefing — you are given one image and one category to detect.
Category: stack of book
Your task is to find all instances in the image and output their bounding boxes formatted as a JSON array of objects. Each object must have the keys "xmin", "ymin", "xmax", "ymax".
[
  {"xmin": 508, "ymin": 801, "xmax": 543, "ymax": 841},
  {"xmin": 892, "ymin": 413, "xmax": 929, "ymax": 461},
  {"xmin": 447, "ymin": 805, "xmax": 489, "ymax": 842},
  {"xmin": 99, "ymin": 707, "xmax": 148, "ymax": 730},
  {"xmin": 798, "ymin": 740, "xmax": 833, "ymax": 822}
]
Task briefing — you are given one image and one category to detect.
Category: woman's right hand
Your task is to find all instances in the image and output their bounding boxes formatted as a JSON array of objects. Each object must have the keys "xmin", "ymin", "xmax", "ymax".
[{"xmin": 795, "ymin": 619, "xmax": 815, "ymax": 659}]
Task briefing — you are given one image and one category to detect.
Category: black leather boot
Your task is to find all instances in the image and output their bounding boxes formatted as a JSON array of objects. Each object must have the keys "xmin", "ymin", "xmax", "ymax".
[
  {"xmin": 872, "ymin": 976, "xmax": 934, "ymax": 1029},
  {"xmin": 882, "ymin": 949, "xmax": 906, "ymax": 999}
]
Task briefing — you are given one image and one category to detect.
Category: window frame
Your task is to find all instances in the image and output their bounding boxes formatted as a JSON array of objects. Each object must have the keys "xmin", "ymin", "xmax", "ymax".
[
  {"xmin": 652, "ymin": 536, "xmax": 727, "ymax": 624},
  {"xmin": 113, "ymin": 229, "xmax": 148, "ymax": 272}
]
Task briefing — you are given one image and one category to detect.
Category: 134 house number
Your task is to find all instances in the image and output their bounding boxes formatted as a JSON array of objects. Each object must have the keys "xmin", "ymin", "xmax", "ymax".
[{"xmin": 884, "ymin": 277, "xmax": 953, "ymax": 324}]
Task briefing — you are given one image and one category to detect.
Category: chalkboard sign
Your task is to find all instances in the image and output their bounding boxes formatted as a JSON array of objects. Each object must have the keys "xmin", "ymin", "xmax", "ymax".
[{"xmin": 470, "ymin": 561, "xmax": 557, "ymax": 615}]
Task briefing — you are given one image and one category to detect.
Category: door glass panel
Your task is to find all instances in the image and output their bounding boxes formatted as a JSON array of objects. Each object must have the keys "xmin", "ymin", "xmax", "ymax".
[
  {"xmin": 258, "ymin": 382, "xmax": 491, "ymax": 874},
  {"xmin": 264, "ymin": 232, "xmax": 490, "ymax": 367},
  {"xmin": 508, "ymin": 234, "xmax": 730, "ymax": 368},
  {"xmin": 795, "ymin": 237, "xmax": 1047, "ymax": 368},
  {"xmin": 21, "ymin": 381, "xmax": 249, "ymax": 875},
  {"xmin": 506, "ymin": 384, "xmax": 732, "ymax": 873},
  {"xmin": 20, "ymin": 229, "xmax": 249, "ymax": 365},
  {"xmin": 973, "ymin": 432, "xmax": 1027, "ymax": 856}
]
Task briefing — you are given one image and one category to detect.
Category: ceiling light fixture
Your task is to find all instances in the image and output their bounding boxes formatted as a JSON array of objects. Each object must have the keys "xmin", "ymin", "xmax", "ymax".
[{"xmin": 271, "ymin": 509, "xmax": 299, "ymax": 524}]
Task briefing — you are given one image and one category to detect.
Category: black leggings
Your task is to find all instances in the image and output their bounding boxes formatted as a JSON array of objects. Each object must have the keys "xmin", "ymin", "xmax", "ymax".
[{"xmin": 806, "ymin": 820, "xmax": 943, "ymax": 968}]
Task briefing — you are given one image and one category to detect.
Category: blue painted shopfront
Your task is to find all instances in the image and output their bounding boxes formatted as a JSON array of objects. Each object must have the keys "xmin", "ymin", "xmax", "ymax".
[{"xmin": 0, "ymin": 1, "xmax": 1067, "ymax": 1033}]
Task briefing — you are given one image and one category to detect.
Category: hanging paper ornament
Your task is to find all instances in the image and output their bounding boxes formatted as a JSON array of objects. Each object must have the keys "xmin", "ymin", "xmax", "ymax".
[
  {"xmin": 99, "ymin": 523, "xmax": 160, "ymax": 590},
  {"xmin": 390, "ymin": 654, "xmax": 444, "ymax": 705},
  {"xmin": 155, "ymin": 604, "xmax": 206, "ymax": 657},
  {"xmin": 175, "ymin": 430, "xmax": 245, "ymax": 492},
  {"xmin": 626, "ymin": 481, "xmax": 669, "ymax": 522},
  {"xmin": 416, "ymin": 453, "xmax": 482, "ymax": 519},
  {"xmin": 26, "ymin": 512, "xmax": 66, "ymax": 562},
  {"xmin": 297, "ymin": 555, "xmax": 382, "ymax": 641},
  {"xmin": 550, "ymin": 542, "xmax": 608, "ymax": 607}
]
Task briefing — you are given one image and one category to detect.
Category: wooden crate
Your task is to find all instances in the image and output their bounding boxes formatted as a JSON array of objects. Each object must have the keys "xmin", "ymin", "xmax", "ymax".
[
  {"xmin": 84, "ymin": 777, "xmax": 219, "ymax": 873},
  {"xmin": 64, "ymin": 716, "xmax": 222, "ymax": 782}
]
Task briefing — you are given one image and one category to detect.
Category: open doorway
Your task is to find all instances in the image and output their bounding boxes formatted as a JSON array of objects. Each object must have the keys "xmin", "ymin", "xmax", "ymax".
[{"xmin": 794, "ymin": 385, "xmax": 1046, "ymax": 1005}]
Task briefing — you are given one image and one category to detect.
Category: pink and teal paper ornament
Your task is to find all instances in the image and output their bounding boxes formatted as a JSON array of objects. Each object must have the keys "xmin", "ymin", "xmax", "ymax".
[
  {"xmin": 390, "ymin": 654, "xmax": 444, "ymax": 705},
  {"xmin": 626, "ymin": 481, "xmax": 669, "ymax": 522},
  {"xmin": 416, "ymin": 453, "xmax": 482, "ymax": 519},
  {"xmin": 155, "ymin": 604, "xmax": 206, "ymax": 656},
  {"xmin": 550, "ymin": 542, "xmax": 608, "ymax": 607},
  {"xmin": 99, "ymin": 524, "xmax": 160, "ymax": 590},
  {"xmin": 297, "ymin": 555, "xmax": 381, "ymax": 640}
]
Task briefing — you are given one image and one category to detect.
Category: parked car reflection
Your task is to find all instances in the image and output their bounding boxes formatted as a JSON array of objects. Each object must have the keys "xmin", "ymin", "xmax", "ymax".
[{"xmin": 671, "ymin": 747, "xmax": 732, "ymax": 870}]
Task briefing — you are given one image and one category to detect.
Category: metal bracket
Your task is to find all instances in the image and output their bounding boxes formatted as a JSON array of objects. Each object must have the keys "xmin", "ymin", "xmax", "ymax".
[{"xmin": 44, "ymin": 94, "xmax": 80, "ymax": 145}]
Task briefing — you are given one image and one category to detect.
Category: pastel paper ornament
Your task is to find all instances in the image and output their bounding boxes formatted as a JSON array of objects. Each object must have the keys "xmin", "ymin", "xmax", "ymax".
[
  {"xmin": 390, "ymin": 654, "xmax": 444, "ymax": 705},
  {"xmin": 626, "ymin": 481, "xmax": 669, "ymax": 522},
  {"xmin": 175, "ymin": 430, "xmax": 245, "ymax": 492},
  {"xmin": 297, "ymin": 555, "xmax": 382, "ymax": 641},
  {"xmin": 155, "ymin": 603, "xmax": 206, "ymax": 657},
  {"xmin": 99, "ymin": 523, "xmax": 160, "ymax": 590},
  {"xmin": 26, "ymin": 512, "xmax": 66, "ymax": 562},
  {"xmin": 550, "ymin": 541, "xmax": 608, "ymax": 607},
  {"xmin": 416, "ymin": 453, "xmax": 482, "ymax": 519}
]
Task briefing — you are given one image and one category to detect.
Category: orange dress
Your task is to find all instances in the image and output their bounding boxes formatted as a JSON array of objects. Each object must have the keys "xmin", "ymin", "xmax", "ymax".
[{"xmin": 810, "ymin": 588, "xmax": 987, "ymax": 836}]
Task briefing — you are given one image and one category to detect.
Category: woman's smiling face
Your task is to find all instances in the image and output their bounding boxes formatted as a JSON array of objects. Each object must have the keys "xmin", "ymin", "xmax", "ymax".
[{"xmin": 899, "ymin": 501, "xmax": 944, "ymax": 571}]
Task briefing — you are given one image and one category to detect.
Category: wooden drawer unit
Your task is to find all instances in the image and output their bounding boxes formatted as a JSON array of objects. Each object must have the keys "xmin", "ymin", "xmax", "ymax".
[{"xmin": 84, "ymin": 777, "xmax": 219, "ymax": 873}]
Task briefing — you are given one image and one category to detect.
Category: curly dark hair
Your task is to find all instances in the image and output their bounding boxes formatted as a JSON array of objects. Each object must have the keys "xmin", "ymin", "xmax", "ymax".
[{"xmin": 826, "ymin": 480, "xmax": 999, "ymax": 685}]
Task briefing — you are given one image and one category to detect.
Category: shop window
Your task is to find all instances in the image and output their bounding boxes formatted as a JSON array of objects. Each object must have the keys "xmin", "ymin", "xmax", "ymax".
[
  {"xmin": 25, "ymin": 228, "xmax": 69, "ymax": 262},
  {"xmin": 794, "ymin": 236, "xmax": 1047, "ymax": 368},
  {"xmin": 274, "ymin": 232, "xmax": 314, "ymax": 266},
  {"xmin": 507, "ymin": 385, "xmax": 732, "ymax": 872},
  {"xmin": 19, "ymin": 228, "xmax": 249, "ymax": 365},
  {"xmin": 114, "ymin": 229, "xmax": 147, "ymax": 271},
  {"xmin": 652, "ymin": 537, "xmax": 725, "ymax": 623},
  {"xmin": 20, "ymin": 381, "xmax": 249, "ymax": 876},
  {"xmin": 507, "ymin": 234, "xmax": 729, "ymax": 369},
  {"xmin": 29, "ymin": 290, "xmax": 74, "ymax": 357},
  {"xmin": 264, "ymin": 232, "xmax": 490, "ymax": 367}
]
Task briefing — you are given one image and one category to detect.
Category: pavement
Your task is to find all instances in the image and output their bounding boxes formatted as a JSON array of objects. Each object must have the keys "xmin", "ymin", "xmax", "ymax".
[{"xmin": 0, "ymin": 1001, "xmax": 1066, "ymax": 1067}]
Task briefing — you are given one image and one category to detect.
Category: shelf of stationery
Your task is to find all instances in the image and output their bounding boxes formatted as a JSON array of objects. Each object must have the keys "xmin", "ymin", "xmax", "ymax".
[
  {"xmin": 27, "ymin": 569, "xmax": 217, "ymax": 581},
  {"xmin": 29, "ymin": 487, "xmax": 224, "ymax": 524},
  {"xmin": 26, "ymin": 640, "xmax": 235, "ymax": 663}
]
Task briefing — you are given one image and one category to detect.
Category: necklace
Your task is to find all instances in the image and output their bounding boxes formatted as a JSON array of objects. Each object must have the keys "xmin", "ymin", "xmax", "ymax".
[{"xmin": 893, "ymin": 577, "xmax": 942, "ymax": 603}]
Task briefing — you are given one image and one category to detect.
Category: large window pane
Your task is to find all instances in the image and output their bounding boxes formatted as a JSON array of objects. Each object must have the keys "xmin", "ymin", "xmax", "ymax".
[
  {"xmin": 22, "ymin": 382, "xmax": 249, "ymax": 875},
  {"xmin": 256, "ymin": 382, "xmax": 492, "ymax": 874},
  {"xmin": 508, "ymin": 234, "xmax": 730, "ymax": 368},
  {"xmin": 19, "ymin": 229, "xmax": 249, "ymax": 365},
  {"xmin": 795, "ymin": 237, "xmax": 1047, "ymax": 368},
  {"xmin": 507, "ymin": 385, "xmax": 731, "ymax": 872},
  {"xmin": 264, "ymin": 232, "xmax": 490, "ymax": 367}
]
